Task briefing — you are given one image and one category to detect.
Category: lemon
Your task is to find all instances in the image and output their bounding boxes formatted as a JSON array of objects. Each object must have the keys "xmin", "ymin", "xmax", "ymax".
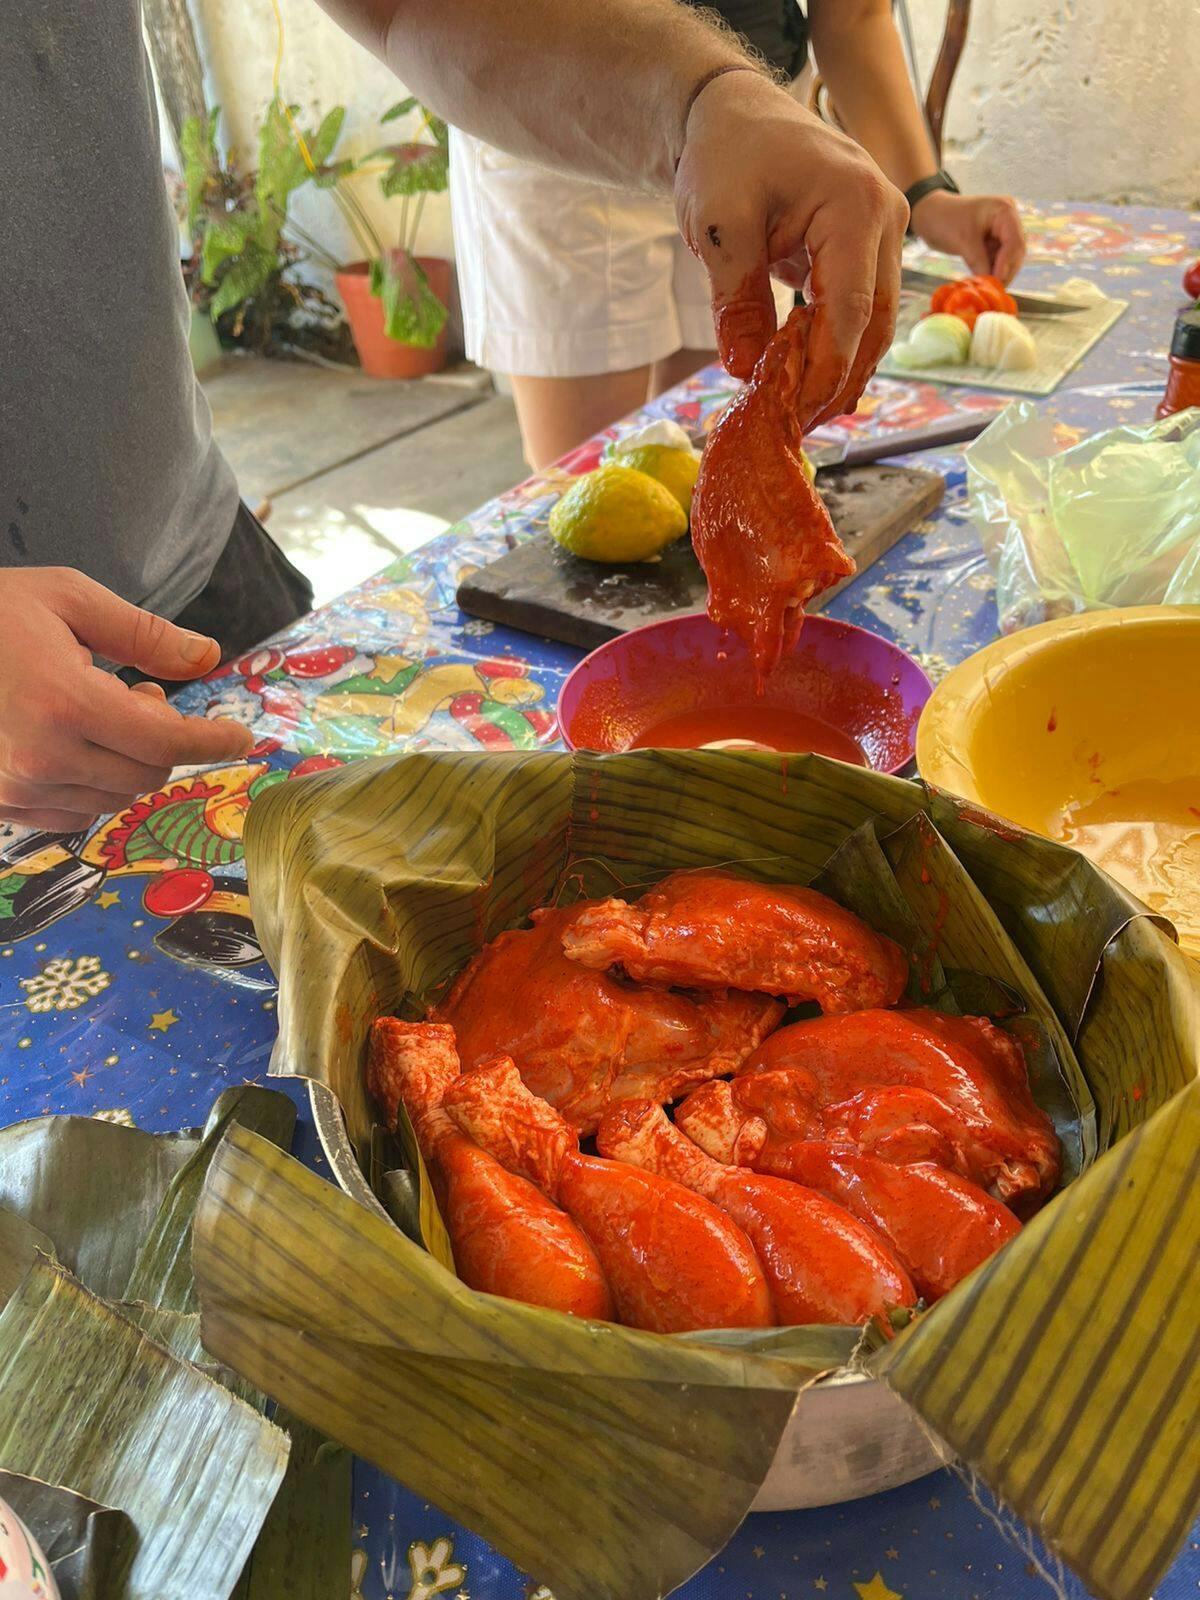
[
  {"xmin": 615, "ymin": 444, "xmax": 701, "ymax": 515},
  {"xmin": 549, "ymin": 464, "xmax": 688, "ymax": 563}
]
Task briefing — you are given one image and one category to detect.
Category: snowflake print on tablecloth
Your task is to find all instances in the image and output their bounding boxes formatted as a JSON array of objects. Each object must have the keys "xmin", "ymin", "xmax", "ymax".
[
  {"xmin": 19, "ymin": 955, "xmax": 112, "ymax": 1013},
  {"xmin": 404, "ymin": 1535, "xmax": 466, "ymax": 1600},
  {"xmin": 91, "ymin": 1109, "xmax": 136, "ymax": 1128},
  {"xmin": 461, "ymin": 619, "xmax": 494, "ymax": 637}
]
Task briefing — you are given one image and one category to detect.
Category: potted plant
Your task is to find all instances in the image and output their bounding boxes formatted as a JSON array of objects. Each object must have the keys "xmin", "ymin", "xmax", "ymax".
[
  {"xmin": 178, "ymin": 102, "xmax": 355, "ymax": 363},
  {"xmin": 330, "ymin": 98, "xmax": 452, "ymax": 380}
]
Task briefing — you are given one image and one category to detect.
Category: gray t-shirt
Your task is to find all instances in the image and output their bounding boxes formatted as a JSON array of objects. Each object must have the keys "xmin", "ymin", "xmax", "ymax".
[{"xmin": 1, "ymin": 0, "xmax": 238, "ymax": 616}]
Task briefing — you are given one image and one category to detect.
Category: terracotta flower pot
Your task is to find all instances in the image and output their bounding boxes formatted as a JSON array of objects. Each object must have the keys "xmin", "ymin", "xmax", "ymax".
[{"xmin": 336, "ymin": 254, "xmax": 452, "ymax": 379}]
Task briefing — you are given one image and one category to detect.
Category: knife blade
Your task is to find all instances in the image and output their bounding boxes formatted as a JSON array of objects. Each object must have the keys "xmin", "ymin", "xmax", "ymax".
[{"xmin": 901, "ymin": 266, "xmax": 1088, "ymax": 316}]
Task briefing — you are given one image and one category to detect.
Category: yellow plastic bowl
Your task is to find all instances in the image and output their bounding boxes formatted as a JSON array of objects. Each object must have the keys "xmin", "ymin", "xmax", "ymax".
[{"xmin": 917, "ymin": 607, "xmax": 1200, "ymax": 953}]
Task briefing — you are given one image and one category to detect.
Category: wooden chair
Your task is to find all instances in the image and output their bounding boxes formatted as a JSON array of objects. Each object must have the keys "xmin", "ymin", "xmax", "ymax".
[{"xmin": 807, "ymin": 0, "xmax": 971, "ymax": 162}]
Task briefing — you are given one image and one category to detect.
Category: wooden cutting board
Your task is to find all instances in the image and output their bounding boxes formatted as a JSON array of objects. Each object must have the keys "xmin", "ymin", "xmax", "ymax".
[{"xmin": 456, "ymin": 463, "xmax": 945, "ymax": 651}]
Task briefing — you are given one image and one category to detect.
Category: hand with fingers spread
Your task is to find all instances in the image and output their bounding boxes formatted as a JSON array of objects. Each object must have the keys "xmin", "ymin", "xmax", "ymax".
[
  {"xmin": 675, "ymin": 70, "xmax": 908, "ymax": 429},
  {"xmin": 909, "ymin": 190, "xmax": 1026, "ymax": 284},
  {"xmin": 0, "ymin": 568, "xmax": 255, "ymax": 834}
]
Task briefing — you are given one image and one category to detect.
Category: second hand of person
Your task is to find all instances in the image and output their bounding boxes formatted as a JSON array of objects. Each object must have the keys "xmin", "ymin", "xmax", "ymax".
[{"xmin": 675, "ymin": 68, "xmax": 908, "ymax": 427}]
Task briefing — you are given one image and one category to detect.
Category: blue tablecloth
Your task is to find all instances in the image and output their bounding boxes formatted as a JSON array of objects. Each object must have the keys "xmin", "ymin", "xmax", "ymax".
[{"xmin": 1, "ymin": 200, "xmax": 1197, "ymax": 1600}]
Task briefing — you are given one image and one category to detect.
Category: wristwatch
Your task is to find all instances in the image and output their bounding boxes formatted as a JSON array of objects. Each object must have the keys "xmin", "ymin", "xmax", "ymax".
[{"xmin": 904, "ymin": 169, "xmax": 959, "ymax": 233}]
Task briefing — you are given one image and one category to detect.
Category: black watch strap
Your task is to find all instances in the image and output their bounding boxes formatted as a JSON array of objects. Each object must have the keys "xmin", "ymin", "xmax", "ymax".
[{"xmin": 904, "ymin": 169, "xmax": 960, "ymax": 233}]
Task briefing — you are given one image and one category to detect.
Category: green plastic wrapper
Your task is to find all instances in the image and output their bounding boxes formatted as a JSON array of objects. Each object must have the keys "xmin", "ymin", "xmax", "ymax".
[{"xmin": 966, "ymin": 401, "xmax": 1200, "ymax": 632}]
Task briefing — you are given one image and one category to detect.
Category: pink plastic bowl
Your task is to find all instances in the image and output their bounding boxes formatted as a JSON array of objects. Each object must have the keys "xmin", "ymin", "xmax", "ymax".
[{"xmin": 558, "ymin": 612, "xmax": 932, "ymax": 773}]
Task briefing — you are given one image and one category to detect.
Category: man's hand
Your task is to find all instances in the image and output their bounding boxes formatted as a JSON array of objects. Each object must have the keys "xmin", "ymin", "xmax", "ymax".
[
  {"xmin": 675, "ymin": 71, "xmax": 909, "ymax": 428},
  {"xmin": 909, "ymin": 190, "xmax": 1026, "ymax": 284},
  {"xmin": 0, "ymin": 569, "xmax": 254, "ymax": 833}
]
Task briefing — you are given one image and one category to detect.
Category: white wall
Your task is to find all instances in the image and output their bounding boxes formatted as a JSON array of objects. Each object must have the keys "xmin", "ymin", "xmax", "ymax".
[
  {"xmin": 192, "ymin": 0, "xmax": 1198, "ymax": 287},
  {"xmin": 191, "ymin": 0, "xmax": 452, "ymax": 274},
  {"xmin": 905, "ymin": 0, "xmax": 1200, "ymax": 208}
]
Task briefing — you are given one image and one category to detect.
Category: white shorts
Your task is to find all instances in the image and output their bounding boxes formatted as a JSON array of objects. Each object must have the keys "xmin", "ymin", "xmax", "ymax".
[{"xmin": 449, "ymin": 129, "xmax": 794, "ymax": 379}]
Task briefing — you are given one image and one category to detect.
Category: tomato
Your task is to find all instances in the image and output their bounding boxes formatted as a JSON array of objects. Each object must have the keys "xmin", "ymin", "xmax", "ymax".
[
  {"xmin": 973, "ymin": 275, "xmax": 1018, "ymax": 315},
  {"xmin": 1184, "ymin": 259, "xmax": 1200, "ymax": 302},
  {"xmin": 929, "ymin": 274, "xmax": 1017, "ymax": 330}
]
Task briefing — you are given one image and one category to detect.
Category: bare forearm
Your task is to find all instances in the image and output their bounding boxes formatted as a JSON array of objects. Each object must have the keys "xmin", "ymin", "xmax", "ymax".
[
  {"xmin": 807, "ymin": 0, "xmax": 935, "ymax": 190},
  {"xmin": 316, "ymin": 0, "xmax": 754, "ymax": 191}
]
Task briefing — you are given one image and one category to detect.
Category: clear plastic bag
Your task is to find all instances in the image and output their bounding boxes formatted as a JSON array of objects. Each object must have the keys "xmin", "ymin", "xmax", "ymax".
[{"xmin": 965, "ymin": 401, "xmax": 1200, "ymax": 633}]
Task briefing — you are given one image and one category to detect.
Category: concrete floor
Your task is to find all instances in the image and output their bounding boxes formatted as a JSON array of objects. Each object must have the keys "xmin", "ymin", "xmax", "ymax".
[{"xmin": 202, "ymin": 355, "xmax": 528, "ymax": 605}]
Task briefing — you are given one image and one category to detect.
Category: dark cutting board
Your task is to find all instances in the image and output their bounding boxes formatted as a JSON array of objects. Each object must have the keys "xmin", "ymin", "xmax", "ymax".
[{"xmin": 456, "ymin": 463, "xmax": 945, "ymax": 650}]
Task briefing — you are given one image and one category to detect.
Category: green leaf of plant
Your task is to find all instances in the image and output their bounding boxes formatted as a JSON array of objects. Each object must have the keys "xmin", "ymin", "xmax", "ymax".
[
  {"xmin": 306, "ymin": 105, "xmax": 346, "ymax": 170},
  {"xmin": 180, "ymin": 107, "xmax": 221, "ymax": 232},
  {"xmin": 209, "ymin": 242, "xmax": 278, "ymax": 320},
  {"xmin": 426, "ymin": 112, "xmax": 449, "ymax": 149},
  {"xmin": 200, "ymin": 214, "xmax": 256, "ymax": 283},
  {"xmin": 0, "ymin": 1261, "xmax": 289, "ymax": 1600},
  {"xmin": 379, "ymin": 142, "xmax": 449, "ymax": 199},
  {"xmin": 374, "ymin": 250, "xmax": 447, "ymax": 348},
  {"xmin": 313, "ymin": 157, "xmax": 356, "ymax": 189},
  {"xmin": 255, "ymin": 99, "xmax": 309, "ymax": 241},
  {"xmin": 381, "ymin": 96, "xmax": 418, "ymax": 123}
]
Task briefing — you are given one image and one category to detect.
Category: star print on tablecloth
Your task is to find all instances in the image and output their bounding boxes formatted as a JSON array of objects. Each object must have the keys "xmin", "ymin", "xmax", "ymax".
[
  {"xmin": 148, "ymin": 1009, "xmax": 179, "ymax": 1033},
  {"xmin": 96, "ymin": 891, "xmax": 121, "ymax": 909},
  {"xmin": 69, "ymin": 1068, "xmax": 92, "ymax": 1088},
  {"xmin": 813, "ymin": 1580, "xmax": 827, "ymax": 1591},
  {"xmin": 854, "ymin": 1574, "xmax": 902, "ymax": 1600}
]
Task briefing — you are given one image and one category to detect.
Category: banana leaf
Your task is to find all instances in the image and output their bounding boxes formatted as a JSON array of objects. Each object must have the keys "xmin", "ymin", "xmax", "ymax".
[
  {"xmin": 0, "ymin": 1088, "xmax": 349, "ymax": 1600},
  {"xmin": 0, "ymin": 1470, "xmax": 134, "ymax": 1600},
  {"xmin": 0, "ymin": 1085, "xmax": 294, "ymax": 1306},
  {"xmin": 196, "ymin": 1124, "xmax": 814, "ymax": 1600},
  {"xmin": 0, "ymin": 1207, "xmax": 53, "ymax": 1312},
  {"xmin": 215, "ymin": 748, "xmax": 1200, "ymax": 1600},
  {"xmin": 124, "ymin": 1086, "xmax": 296, "ymax": 1311},
  {"xmin": 0, "ymin": 1261, "xmax": 289, "ymax": 1600},
  {"xmin": 232, "ymin": 1411, "xmax": 351, "ymax": 1600}
]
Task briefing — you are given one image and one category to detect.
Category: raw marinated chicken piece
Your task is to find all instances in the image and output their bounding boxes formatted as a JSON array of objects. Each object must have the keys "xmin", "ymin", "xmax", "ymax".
[
  {"xmin": 597, "ymin": 1100, "xmax": 914, "ymax": 1325},
  {"xmin": 431, "ymin": 903, "xmax": 783, "ymax": 1134},
  {"xmin": 675, "ymin": 1081, "xmax": 1018, "ymax": 1301},
  {"xmin": 559, "ymin": 870, "xmax": 908, "ymax": 1013},
  {"xmin": 367, "ymin": 1019, "xmax": 613, "ymax": 1319},
  {"xmin": 741, "ymin": 1009, "xmax": 1061, "ymax": 1207},
  {"xmin": 441, "ymin": 1057, "xmax": 773, "ymax": 1334},
  {"xmin": 691, "ymin": 306, "xmax": 855, "ymax": 677}
]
